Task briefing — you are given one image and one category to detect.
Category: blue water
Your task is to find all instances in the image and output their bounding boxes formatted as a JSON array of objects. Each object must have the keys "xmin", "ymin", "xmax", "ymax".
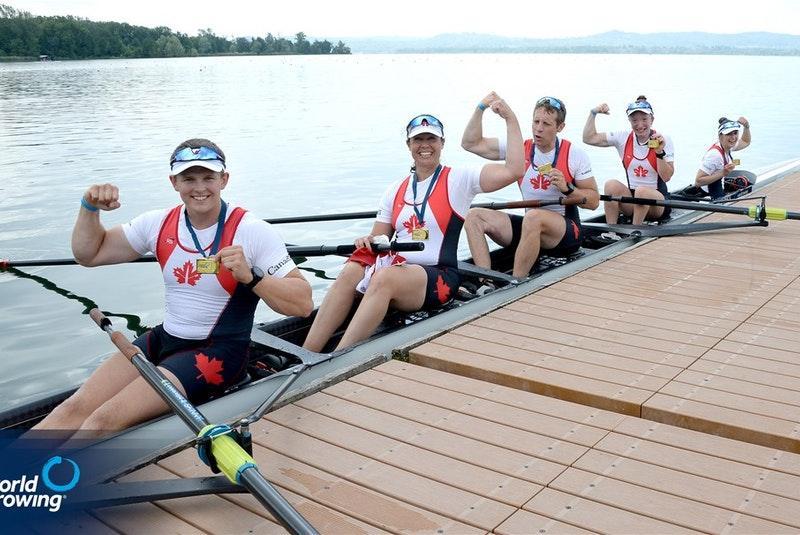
[{"xmin": 1, "ymin": 53, "xmax": 799, "ymax": 409}]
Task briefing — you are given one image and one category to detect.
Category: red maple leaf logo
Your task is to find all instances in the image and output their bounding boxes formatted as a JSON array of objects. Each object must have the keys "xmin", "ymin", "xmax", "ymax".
[
  {"xmin": 634, "ymin": 165, "xmax": 649, "ymax": 177},
  {"xmin": 435, "ymin": 275, "xmax": 451, "ymax": 303},
  {"xmin": 403, "ymin": 214, "xmax": 424, "ymax": 233},
  {"xmin": 173, "ymin": 261, "xmax": 202, "ymax": 286},
  {"xmin": 195, "ymin": 353, "xmax": 225, "ymax": 385},
  {"xmin": 530, "ymin": 174, "xmax": 551, "ymax": 190}
]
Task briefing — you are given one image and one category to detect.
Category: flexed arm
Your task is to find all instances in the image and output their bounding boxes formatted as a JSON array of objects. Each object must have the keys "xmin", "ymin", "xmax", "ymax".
[
  {"xmin": 478, "ymin": 96, "xmax": 525, "ymax": 193},
  {"xmin": 461, "ymin": 92, "xmax": 503, "ymax": 160},
  {"xmin": 72, "ymin": 184, "xmax": 140, "ymax": 267},
  {"xmin": 735, "ymin": 116, "xmax": 752, "ymax": 150},
  {"xmin": 583, "ymin": 103, "xmax": 612, "ymax": 147}
]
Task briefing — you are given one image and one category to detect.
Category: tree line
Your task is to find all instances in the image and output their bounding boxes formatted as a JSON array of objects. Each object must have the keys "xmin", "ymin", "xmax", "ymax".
[{"xmin": 0, "ymin": 5, "xmax": 350, "ymax": 60}]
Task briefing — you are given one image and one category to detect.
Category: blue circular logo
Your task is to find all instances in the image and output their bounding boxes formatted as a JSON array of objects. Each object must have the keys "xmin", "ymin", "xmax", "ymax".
[{"xmin": 41, "ymin": 456, "xmax": 81, "ymax": 493}]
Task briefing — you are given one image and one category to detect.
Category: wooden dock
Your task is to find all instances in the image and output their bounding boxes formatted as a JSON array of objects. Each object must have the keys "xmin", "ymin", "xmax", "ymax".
[
  {"xmin": 63, "ymin": 170, "xmax": 800, "ymax": 533},
  {"xmin": 412, "ymin": 171, "xmax": 800, "ymax": 454}
]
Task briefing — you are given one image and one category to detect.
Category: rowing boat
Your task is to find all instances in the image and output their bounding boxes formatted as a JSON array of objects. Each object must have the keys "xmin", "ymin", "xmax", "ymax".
[{"xmin": 2, "ymin": 161, "xmax": 797, "ymax": 488}]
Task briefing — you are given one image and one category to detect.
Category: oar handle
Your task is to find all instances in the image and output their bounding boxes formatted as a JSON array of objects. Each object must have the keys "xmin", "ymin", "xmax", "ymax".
[
  {"xmin": 89, "ymin": 309, "xmax": 141, "ymax": 361},
  {"xmin": 382, "ymin": 241, "xmax": 425, "ymax": 252},
  {"xmin": 288, "ymin": 241, "xmax": 424, "ymax": 257}
]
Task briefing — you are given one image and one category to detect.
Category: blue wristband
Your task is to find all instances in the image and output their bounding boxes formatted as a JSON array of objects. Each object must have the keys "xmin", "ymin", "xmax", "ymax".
[
  {"xmin": 80, "ymin": 197, "xmax": 99, "ymax": 212},
  {"xmin": 477, "ymin": 102, "xmax": 487, "ymax": 111},
  {"xmin": 591, "ymin": 109, "xmax": 598, "ymax": 116}
]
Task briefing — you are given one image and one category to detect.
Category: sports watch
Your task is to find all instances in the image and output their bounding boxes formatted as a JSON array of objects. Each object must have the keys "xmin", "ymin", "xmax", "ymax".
[
  {"xmin": 246, "ymin": 266, "xmax": 264, "ymax": 290},
  {"xmin": 563, "ymin": 182, "xmax": 576, "ymax": 195}
]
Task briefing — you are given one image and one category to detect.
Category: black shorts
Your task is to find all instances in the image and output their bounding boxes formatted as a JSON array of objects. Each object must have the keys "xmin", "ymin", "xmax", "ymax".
[
  {"xmin": 508, "ymin": 213, "xmax": 582, "ymax": 257},
  {"xmin": 420, "ymin": 265, "xmax": 461, "ymax": 309},
  {"xmin": 133, "ymin": 325, "xmax": 249, "ymax": 404}
]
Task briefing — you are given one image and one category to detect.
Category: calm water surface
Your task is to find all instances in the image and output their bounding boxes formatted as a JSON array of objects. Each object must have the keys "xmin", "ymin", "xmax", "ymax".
[{"xmin": 1, "ymin": 53, "xmax": 799, "ymax": 408}]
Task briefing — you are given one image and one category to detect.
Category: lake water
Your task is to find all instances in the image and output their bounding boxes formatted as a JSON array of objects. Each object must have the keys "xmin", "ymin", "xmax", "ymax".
[{"xmin": 1, "ymin": 53, "xmax": 799, "ymax": 409}]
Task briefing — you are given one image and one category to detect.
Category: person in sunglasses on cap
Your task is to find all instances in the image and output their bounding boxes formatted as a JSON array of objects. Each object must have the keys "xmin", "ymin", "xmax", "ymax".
[
  {"xmin": 303, "ymin": 97, "xmax": 524, "ymax": 352},
  {"xmin": 694, "ymin": 117, "xmax": 752, "ymax": 200},
  {"xmin": 34, "ymin": 138, "xmax": 313, "ymax": 436},
  {"xmin": 461, "ymin": 94, "xmax": 599, "ymax": 284},
  {"xmin": 583, "ymin": 95, "xmax": 675, "ymax": 240}
]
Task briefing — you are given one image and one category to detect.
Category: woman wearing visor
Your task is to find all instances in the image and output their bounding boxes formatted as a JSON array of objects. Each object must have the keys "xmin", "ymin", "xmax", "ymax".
[
  {"xmin": 695, "ymin": 117, "xmax": 752, "ymax": 199},
  {"xmin": 34, "ymin": 138, "xmax": 312, "ymax": 436},
  {"xmin": 303, "ymin": 94, "xmax": 524, "ymax": 352},
  {"xmin": 583, "ymin": 96, "xmax": 675, "ymax": 240}
]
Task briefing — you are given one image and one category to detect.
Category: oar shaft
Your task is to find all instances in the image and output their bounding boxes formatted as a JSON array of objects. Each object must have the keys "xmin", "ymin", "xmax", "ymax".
[
  {"xmin": 3, "ymin": 242, "xmax": 425, "ymax": 268},
  {"xmin": 88, "ymin": 309, "xmax": 316, "ymax": 534},
  {"xmin": 265, "ymin": 211, "xmax": 377, "ymax": 225},
  {"xmin": 265, "ymin": 197, "xmax": 587, "ymax": 224},
  {"xmin": 472, "ymin": 198, "xmax": 561, "ymax": 210},
  {"xmin": 240, "ymin": 468, "xmax": 319, "ymax": 535},
  {"xmin": 600, "ymin": 194, "xmax": 799, "ymax": 221},
  {"xmin": 89, "ymin": 309, "xmax": 209, "ymax": 432}
]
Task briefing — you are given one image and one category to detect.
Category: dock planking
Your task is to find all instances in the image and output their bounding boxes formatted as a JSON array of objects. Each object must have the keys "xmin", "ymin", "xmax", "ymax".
[
  {"xmin": 411, "ymin": 170, "xmax": 800, "ymax": 454},
  {"xmin": 106, "ymin": 360, "xmax": 800, "ymax": 533}
]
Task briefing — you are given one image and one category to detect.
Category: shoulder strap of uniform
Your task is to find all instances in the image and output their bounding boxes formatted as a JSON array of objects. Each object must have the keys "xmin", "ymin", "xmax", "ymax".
[{"xmin": 155, "ymin": 205, "xmax": 183, "ymax": 268}]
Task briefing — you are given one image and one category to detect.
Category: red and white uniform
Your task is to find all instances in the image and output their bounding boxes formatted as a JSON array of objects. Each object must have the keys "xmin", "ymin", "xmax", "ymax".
[
  {"xmin": 122, "ymin": 205, "xmax": 295, "ymax": 340},
  {"xmin": 376, "ymin": 167, "xmax": 482, "ymax": 268},
  {"xmin": 500, "ymin": 137, "xmax": 593, "ymax": 217},
  {"xmin": 607, "ymin": 130, "xmax": 674, "ymax": 190},
  {"xmin": 699, "ymin": 143, "xmax": 731, "ymax": 193}
]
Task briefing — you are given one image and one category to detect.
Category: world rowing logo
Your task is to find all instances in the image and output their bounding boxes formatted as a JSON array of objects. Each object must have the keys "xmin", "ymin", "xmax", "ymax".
[
  {"xmin": 41, "ymin": 456, "xmax": 80, "ymax": 493},
  {"xmin": 0, "ymin": 456, "xmax": 80, "ymax": 513}
]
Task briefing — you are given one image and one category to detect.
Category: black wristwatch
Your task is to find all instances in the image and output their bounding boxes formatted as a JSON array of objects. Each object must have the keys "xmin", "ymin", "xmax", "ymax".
[
  {"xmin": 655, "ymin": 151, "xmax": 666, "ymax": 159},
  {"xmin": 562, "ymin": 182, "xmax": 575, "ymax": 195},
  {"xmin": 246, "ymin": 266, "xmax": 264, "ymax": 290}
]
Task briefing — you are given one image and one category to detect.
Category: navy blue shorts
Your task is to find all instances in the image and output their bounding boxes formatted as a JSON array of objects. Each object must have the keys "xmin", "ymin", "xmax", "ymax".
[
  {"xmin": 132, "ymin": 325, "xmax": 249, "ymax": 404},
  {"xmin": 420, "ymin": 265, "xmax": 461, "ymax": 309},
  {"xmin": 508, "ymin": 213, "xmax": 582, "ymax": 258}
]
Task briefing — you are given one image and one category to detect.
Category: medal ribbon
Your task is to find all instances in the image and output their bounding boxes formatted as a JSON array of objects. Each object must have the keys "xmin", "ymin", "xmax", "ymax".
[
  {"xmin": 184, "ymin": 200, "xmax": 228, "ymax": 257},
  {"xmin": 531, "ymin": 138, "xmax": 560, "ymax": 172},
  {"xmin": 410, "ymin": 164, "xmax": 442, "ymax": 227}
]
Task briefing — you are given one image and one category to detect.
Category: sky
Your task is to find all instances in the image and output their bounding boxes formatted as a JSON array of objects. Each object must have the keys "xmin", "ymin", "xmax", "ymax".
[{"xmin": 7, "ymin": 0, "xmax": 800, "ymax": 39}]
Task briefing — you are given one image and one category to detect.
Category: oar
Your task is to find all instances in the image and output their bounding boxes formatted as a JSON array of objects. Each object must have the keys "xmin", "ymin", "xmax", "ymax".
[
  {"xmin": 472, "ymin": 197, "xmax": 588, "ymax": 209},
  {"xmin": 88, "ymin": 309, "xmax": 318, "ymax": 535},
  {"xmin": 1, "ymin": 241, "xmax": 424, "ymax": 269},
  {"xmin": 265, "ymin": 211, "xmax": 377, "ymax": 225},
  {"xmin": 263, "ymin": 197, "xmax": 585, "ymax": 225},
  {"xmin": 600, "ymin": 194, "xmax": 800, "ymax": 221},
  {"xmin": 584, "ymin": 220, "xmax": 769, "ymax": 238}
]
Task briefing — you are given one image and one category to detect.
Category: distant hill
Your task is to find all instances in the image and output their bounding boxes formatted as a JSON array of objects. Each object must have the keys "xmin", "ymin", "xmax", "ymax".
[{"xmin": 341, "ymin": 31, "xmax": 800, "ymax": 55}]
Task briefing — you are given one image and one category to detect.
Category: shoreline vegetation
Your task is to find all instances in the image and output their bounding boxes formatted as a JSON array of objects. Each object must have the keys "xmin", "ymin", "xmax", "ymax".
[
  {"xmin": 2, "ymin": 4, "xmax": 798, "ymax": 61},
  {"xmin": 0, "ymin": 4, "xmax": 350, "ymax": 61}
]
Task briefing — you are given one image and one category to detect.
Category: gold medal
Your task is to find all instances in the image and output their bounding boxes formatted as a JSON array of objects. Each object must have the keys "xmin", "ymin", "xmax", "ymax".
[
  {"xmin": 732, "ymin": 158, "xmax": 741, "ymax": 166},
  {"xmin": 196, "ymin": 258, "xmax": 219, "ymax": 274},
  {"xmin": 647, "ymin": 139, "xmax": 660, "ymax": 149},
  {"xmin": 411, "ymin": 227, "xmax": 429, "ymax": 241},
  {"xmin": 538, "ymin": 163, "xmax": 552, "ymax": 175}
]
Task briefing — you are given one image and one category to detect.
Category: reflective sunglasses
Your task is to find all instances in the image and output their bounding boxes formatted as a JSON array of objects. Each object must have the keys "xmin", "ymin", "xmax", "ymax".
[
  {"xmin": 626, "ymin": 101, "xmax": 653, "ymax": 113},
  {"xmin": 536, "ymin": 96, "xmax": 563, "ymax": 110},
  {"xmin": 406, "ymin": 114, "xmax": 444, "ymax": 135},
  {"xmin": 718, "ymin": 120, "xmax": 742, "ymax": 134},
  {"xmin": 170, "ymin": 146, "xmax": 226, "ymax": 166}
]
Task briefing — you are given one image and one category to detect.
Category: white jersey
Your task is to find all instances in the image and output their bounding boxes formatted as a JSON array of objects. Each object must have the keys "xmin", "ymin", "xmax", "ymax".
[
  {"xmin": 122, "ymin": 206, "xmax": 295, "ymax": 340},
  {"xmin": 699, "ymin": 143, "xmax": 730, "ymax": 193},
  {"xmin": 608, "ymin": 130, "xmax": 674, "ymax": 190},
  {"xmin": 375, "ymin": 166, "xmax": 482, "ymax": 266},
  {"xmin": 500, "ymin": 137, "xmax": 593, "ymax": 216}
]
